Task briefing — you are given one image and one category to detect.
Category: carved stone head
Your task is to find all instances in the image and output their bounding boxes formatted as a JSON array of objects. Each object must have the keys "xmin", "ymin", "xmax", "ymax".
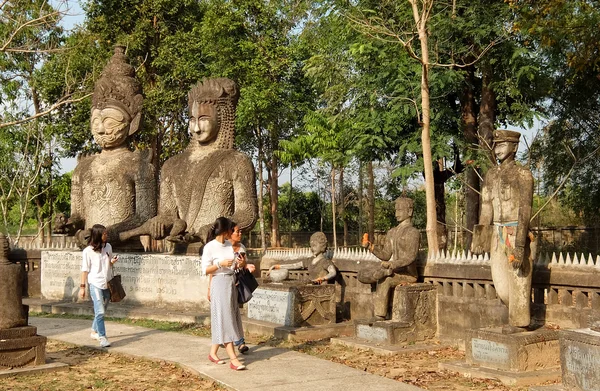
[
  {"xmin": 187, "ymin": 78, "xmax": 239, "ymax": 149},
  {"xmin": 91, "ymin": 46, "xmax": 143, "ymax": 149},
  {"xmin": 309, "ymin": 232, "xmax": 328, "ymax": 256},
  {"xmin": 0, "ymin": 233, "xmax": 10, "ymax": 266},
  {"xmin": 395, "ymin": 197, "xmax": 414, "ymax": 223},
  {"xmin": 493, "ymin": 129, "xmax": 520, "ymax": 163}
]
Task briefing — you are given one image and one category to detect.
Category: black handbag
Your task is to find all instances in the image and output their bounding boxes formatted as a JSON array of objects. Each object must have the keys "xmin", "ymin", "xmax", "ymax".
[
  {"xmin": 236, "ymin": 268, "xmax": 259, "ymax": 304},
  {"xmin": 107, "ymin": 274, "xmax": 126, "ymax": 303}
]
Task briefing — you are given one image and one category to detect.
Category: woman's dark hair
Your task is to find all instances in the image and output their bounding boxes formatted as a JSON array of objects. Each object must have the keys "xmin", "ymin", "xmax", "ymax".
[
  {"xmin": 89, "ymin": 224, "xmax": 106, "ymax": 252},
  {"xmin": 207, "ymin": 217, "xmax": 233, "ymax": 242}
]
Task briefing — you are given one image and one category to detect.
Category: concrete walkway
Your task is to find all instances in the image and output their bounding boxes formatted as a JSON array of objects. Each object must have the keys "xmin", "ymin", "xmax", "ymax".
[{"xmin": 31, "ymin": 316, "xmax": 424, "ymax": 391}]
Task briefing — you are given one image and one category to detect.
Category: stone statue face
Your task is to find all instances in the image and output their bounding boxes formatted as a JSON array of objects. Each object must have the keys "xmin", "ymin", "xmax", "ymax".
[
  {"xmin": 310, "ymin": 238, "xmax": 327, "ymax": 255},
  {"xmin": 189, "ymin": 101, "xmax": 219, "ymax": 144},
  {"xmin": 494, "ymin": 141, "xmax": 517, "ymax": 163},
  {"xmin": 395, "ymin": 204, "xmax": 413, "ymax": 223},
  {"xmin": 91, "ymin": 106, "xmax": 131, "ymax": 149}
]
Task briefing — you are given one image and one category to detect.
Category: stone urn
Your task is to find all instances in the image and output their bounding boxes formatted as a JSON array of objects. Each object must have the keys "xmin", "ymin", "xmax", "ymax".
[{"xmin": 269, "ymin": 269, "xmax": 288, "ymax": 282}]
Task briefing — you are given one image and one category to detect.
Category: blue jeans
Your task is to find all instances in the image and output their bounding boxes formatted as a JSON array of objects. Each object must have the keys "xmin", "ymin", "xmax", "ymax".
[
  {"xmin": 234, "ymin": 337, "xmax": 245, "ymax": 346},
  {"xmin": 89, "ymin": 284, "xmax": 110, "ymax": 337}
]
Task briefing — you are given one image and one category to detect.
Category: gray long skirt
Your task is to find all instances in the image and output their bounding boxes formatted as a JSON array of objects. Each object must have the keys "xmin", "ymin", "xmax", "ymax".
[{"xmin": 210, "ymin": 273, "xmax": 243, "ymax": 344}]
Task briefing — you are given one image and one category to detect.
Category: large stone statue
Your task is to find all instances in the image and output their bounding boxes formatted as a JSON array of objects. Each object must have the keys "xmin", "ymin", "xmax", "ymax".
[
  {"xmin": 0, "ymin": 233, "xmax": 26, "ymax": 329},
  {"xmin": 472, "ymin": 129, "xmax": 534, "ymax": 331},
  {"xmin": 120, "ymin": 78, "xmax": 257, "ymax": 244},
  {"xmin": 358, "ymin": 197, "xmax": 420, "ymax": 319},
  {"xmin": 69, "ymin": 46, "xmax": 156, "ymax": 245},
  {"xmin": 269, "ymin": 232, "xmax": 337, "ymax": 284}
]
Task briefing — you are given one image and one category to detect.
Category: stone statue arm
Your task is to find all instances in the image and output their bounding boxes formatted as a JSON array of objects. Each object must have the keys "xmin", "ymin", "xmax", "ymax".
[
  {"xmin": 275, "ymin": 261, "xmax": 304, "ymax": 270},
  {"xmin": 107, "ymin": 162, "xmax": 157, "ymax": 241},
  {"xmin": 512, "ymin": 169, "xmax": 534, "ymax": 268},
  {"xmin": 390, "ymin": 228, "xmax": 420, "ymax": 269},
  {"xmin": 68, "ymin": 167, "xmax": 85, "ymax": 231},
  {"xmin": 479, "ymin": 170, "xmax": 494, "ymax": 227},
  {"xmin": 230, "ymin": 155, "xmax": 258, "ymax": 232},
  {"xmin": 372, "ymin": 234, "xmax": 393, "ymax": 262}
]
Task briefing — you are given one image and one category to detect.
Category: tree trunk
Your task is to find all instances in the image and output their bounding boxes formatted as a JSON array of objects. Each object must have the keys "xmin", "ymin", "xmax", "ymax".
[
  {"xmin": 269, "ymin": 153, "xmax": 281, "ymax": 247},
  {"xmin": 358, "ymin": 160, "xmax": 364, "ymax": 243},
  {"xmin": 256, "ymin": 126, "xmax": 267, "ymax": 251},
  {"xmin": 479, "ymin": 64, "xmax": 496, "ymax": 162},
  {"xmin": 367, "ymin": 160, "xmax": 375, "ymax": 243},
  {"xmin": 461, "ymin": 65, "xmax": 479, "ymax": 250},
  {"xmin": 411, "ymin": 0, "xmax": 439, "ymax": 251},
  {"xmin": 330, "ymin": 165, "xmax": 337, "ymax": 249},
  {"xmin": 289, "ymin": 164, "xmax": 293, "ymax": 248},
  {"xmin": 433, "ymin": 158, "xmax": 448, "ymax": 250},
  {"xmin": 340, "ymin": 167, "xmax": 347, "ymax": 247}
]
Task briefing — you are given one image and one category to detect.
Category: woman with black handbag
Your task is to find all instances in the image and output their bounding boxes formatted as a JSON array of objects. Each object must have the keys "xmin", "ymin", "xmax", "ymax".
[
  {"xmin": 79, "ymin": 224, "xmax": 118, "ymax": 348},
  {"xmin": 202, "ymin": 217, "xmax": 246, "ymax": 371}
]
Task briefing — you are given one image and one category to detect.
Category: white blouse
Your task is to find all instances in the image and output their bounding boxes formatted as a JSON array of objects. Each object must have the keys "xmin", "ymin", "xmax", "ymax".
[
  {"xmin": 81, "ymin": 243, "xmax": 113, "ymax": 289},
  {"xmin": 201, "ymin": 239, "xmax": 235, "ymax": 275}
]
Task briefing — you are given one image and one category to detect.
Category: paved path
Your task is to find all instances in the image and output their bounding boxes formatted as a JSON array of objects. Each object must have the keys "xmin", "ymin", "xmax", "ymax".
[{"xmin": 31, "ymin": 316, "xmax": 423, "ymax": 391}]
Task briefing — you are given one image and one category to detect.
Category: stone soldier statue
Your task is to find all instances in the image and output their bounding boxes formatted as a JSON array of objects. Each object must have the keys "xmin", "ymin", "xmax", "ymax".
[
  {"xmin": 473, "ymin": 129, "xmax": 535, "ymax": 331},
  {"xmin": 0, "ymin": 233, "xmax": 27, "ymax": 329},
  {"xmin": 120, "ymin": 78, "xmax": 258, "ymax": 244},
  {"xmin": 69, "ymin": 46, "xmax": 156, "ymax": 246},
  {"xmin": 269, "ymin": 232, "xmax": 337, "ymax": 284},
  {"xmin": 358, "ymin": 197, "xmax": 420, "ymax": 319}
]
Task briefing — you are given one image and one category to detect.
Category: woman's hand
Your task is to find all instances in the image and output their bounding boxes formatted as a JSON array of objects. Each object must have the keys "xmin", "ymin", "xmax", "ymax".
[
  {"xmin": 247, "ymin": 264, "xmax": 256, "ymax": 273},
  {"xmin": 79, "ymin": 287, "xmax": 86, "ymax": 299},
  {"xmin": 219, "ymin": 259, "xmax": 234, "ymax": 268},
  {"xmin": 237, "ymin": 253, "xmax": 247, "ymax": 269}
]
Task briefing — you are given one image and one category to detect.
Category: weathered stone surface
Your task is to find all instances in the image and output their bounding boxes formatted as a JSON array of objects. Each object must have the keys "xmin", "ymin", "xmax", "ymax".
[
  {"xmin": 391, "ymin": 283, "xmax": 437, "ymax": 342},
  {"xmin": 41, "ymin": 250, "xmax": 209, "ymax": 310},
  {"xmin": 247, "ymin": 282, "xmax": 335, "ymax": 327},
  {"xmin": 466, "ymin": 327, "xmax": 560, "ymax": 372},
  {"xmin": 0, "ymin": 233, "xmax": 27, "ymax": 329},
  {"xmin": 560, "ymin": 329, "xmax": 600, "ymax": 391},
  {"xmin": 0, "ymin": 325, "xmax": 37, "ymax": 340},
  {"xmin": 0, "ymin": 327, "xmax": 47, "ymax": 369}
]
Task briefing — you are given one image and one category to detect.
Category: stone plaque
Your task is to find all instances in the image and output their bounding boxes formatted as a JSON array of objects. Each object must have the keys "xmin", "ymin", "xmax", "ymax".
[
  {"xmin": 356, "ymin": 324, "xmax": 388, "ymax": 342},
  {"xmin": 41, "ymin": 251, "xmax": 209, "ymax": 310},
  {"xmin": 562, "ymin": 330, "xmax": 600, "ymax": 391},
  {"xmin": 247, "ymin": 288, "xmax": 294, "ymax": 325},
  {"xmin": 471, "ymin": 338, "xmax": 510, "ymax": 365}
]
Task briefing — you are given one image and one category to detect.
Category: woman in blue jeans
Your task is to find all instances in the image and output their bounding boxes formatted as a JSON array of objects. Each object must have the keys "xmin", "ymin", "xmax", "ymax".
[{"xmin": 79, "ymin": 224, "xmax": 118, "ymax": 348}]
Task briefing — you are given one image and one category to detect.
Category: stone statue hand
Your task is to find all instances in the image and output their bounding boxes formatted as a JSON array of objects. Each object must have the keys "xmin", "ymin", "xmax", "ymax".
[
  {"xmin": 361, "ymin": 233, "xmax": 370, "ymax": 248},
  {"xmin": 509, "ymin": 246, "xmax": 525, "ymax": 269},
  {"xmin": 312, "ymin": 277, "xmax": 323, "ymax": 285},
  {"xmin": 267, "ymin": 265, "xmax": 280, "ymax": 275}
]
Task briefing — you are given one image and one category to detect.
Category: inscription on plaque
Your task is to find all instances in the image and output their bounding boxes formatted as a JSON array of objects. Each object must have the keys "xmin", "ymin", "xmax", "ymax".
[
  {"xmin": 41, "ymin": 251, "xmax": 209, "ymax": 310},
  {"xmin": 356, "ymin": 324, "xmax": 388, "ymax": 342},
  {"xmin": 564, "ymin": 342, "xmax": 600, "ymax": 391},
  {"xmin": 247, "ymin": 288, "xmax": 294, "ymax": 325},
  {"xmin": 471, "ymin": 338, "xmax": 510, "ymax": 365}
]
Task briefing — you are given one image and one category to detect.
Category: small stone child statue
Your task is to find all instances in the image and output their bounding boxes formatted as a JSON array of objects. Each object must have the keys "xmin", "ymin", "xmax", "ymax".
[{"xmin": 269, "ymin": 232, "xmax": 337, "ymax": 284}]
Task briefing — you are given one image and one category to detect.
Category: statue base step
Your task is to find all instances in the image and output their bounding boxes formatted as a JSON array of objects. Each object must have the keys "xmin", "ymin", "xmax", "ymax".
[
  {"xmin": 439, "ymin": 361, "xmax": 561, "ymax": 387},
  {"xmin": 0, "ymin": 362, "xmax": 69, "ymax": 379},
  {"xmin": 0, "ymin": 326, "xmax": 47, "ymax": 369}
]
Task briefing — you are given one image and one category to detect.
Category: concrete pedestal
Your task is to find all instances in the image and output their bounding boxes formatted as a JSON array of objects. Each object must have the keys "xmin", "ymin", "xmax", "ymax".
[
  {"xmin": 247, "ymin": 282, "xmax": 336, "ymax": 327},
  {"xmin": 440, "ymin": 327, "xmax": 561, "ymax": 386},
  {"xmin": 0, "ymin": 326, "xmax": 46, "ymax": 368},
  {"xmin": 560, "ymin": 328, "xmax": 600, "ymax": 391}
]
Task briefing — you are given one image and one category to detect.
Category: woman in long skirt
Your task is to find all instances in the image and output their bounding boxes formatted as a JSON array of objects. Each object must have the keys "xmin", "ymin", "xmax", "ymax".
[{"xmin": 202, "ymin": 217, "xmax": 246, "ymax": 370}]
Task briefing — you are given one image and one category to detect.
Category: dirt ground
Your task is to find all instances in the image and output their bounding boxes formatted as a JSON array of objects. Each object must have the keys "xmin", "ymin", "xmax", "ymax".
[{"xmin": 2, "ymin": 329, "xmax": 561, "ymax": 391}]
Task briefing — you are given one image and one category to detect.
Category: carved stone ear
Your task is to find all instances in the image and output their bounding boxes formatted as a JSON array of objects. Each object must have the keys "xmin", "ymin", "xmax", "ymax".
[{"xmin": 129, "ymin": 112, "xmax": 142, "ymax": 136}]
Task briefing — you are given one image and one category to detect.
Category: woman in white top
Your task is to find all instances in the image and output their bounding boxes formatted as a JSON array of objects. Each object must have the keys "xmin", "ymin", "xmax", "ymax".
[
  {"xmin": 80, "ymin": 224, "xmax": 118, "ymax": 348},
  {"xmin": 202, "ymin": 217, "xmax": 246, "ymax": 370}
]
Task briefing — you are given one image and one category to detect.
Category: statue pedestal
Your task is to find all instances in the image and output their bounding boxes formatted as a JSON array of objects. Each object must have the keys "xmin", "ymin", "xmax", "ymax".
[
  {"xmin": 354, "ymin": 283, "xmax": 437, "ymax": 345},
  {"xmin": 0, "ymin": 326, "xmax": 46, "ymax": 369},
  {"xmin": 557, "ymin": 329, "xmax": 600, "ymax": 391},
  {"xmin": 440, "ymin": 327, "xmax": 561, "ymax": 386},
  {"xmin": 247, "ymin": 282, "xmax": 336, "ymax": 327}
]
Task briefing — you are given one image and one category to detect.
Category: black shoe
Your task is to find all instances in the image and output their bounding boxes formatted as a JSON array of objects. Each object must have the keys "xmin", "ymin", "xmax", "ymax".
[{"xmin": 238, "ymin": 344, "xmax": 249, "ymax": 354}]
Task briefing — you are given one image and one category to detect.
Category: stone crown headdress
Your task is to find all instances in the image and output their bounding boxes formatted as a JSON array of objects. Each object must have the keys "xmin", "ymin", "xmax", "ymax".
[
  {"xmin": 188, "ymin": 78, "xmax": 240, "ymax": 106},
  {"xmin": 92, "ymin": 46, "xmax": 143, "ymax": 122},
  {"xmin": 493, "ymin": 129, "xmax": 521, "ymax": 144}
]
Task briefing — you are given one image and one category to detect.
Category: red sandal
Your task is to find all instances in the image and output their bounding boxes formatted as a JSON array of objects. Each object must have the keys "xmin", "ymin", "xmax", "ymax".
[{"xmin": 208, "ymin": 354, "xmax": 225, "ymax": 365}]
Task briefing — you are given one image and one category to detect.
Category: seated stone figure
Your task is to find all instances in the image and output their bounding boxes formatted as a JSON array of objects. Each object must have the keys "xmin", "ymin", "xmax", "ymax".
[
  {"xmin": 358, "ymin": 197, "xmax": 419, "ymax": 319},
  {"xmin": 68, "ymin": 46, "xmax": 156, "ymax": 246},
  {"xmin": 119, "ymin": 78, "xmax": 258, "ymax": 244},
  {"xmin": 269, "ymin": 232, "xmax": 337, "ymax": 284}
]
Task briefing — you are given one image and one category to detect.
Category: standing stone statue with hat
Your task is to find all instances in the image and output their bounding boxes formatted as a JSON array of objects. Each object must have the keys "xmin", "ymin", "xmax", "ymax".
[{"xmin": 472, "ymin": 129, "xmax": 535, "ymax": 332}]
